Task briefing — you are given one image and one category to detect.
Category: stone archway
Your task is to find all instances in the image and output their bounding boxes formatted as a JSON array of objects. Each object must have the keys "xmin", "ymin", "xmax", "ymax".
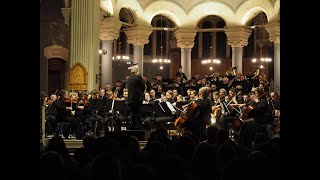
[
  {"xmin": 69, "ymin": 63, "xmax": 88, "ymax": 91},
  {"xmin": 44, "ymin": 45, "xmax": 68, "ymax": 61},
  {"xmin": 44, "ymin": 45, "xmax": 69, "ymax": 94}
]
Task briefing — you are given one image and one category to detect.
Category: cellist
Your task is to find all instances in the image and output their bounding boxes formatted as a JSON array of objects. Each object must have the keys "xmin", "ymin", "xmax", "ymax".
[
  {"xmin": 182, "ymin": 86, "xmax": 212, "ymax": 141},
  {"xmin": 238, "ymin": 89, "xmax": 274, "ymax": 148}
]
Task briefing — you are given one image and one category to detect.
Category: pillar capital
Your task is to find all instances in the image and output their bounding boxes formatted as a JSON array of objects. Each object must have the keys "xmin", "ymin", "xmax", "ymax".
[
  {"xmin": 124, "ymin": 26, "xmax": 152, "ymax": 46},
  {"xmin": 265, "ymin": 22, "xmax": 280, "ymax": 44},
  {"xmin": 225, "ymin": 28, "xmax": 252, "ymax": 47},
  {"xmin": 61, "ymin": 8, "xmax": 71, "ymax": 26},
  {"xmin": 174, "ymin": 29, "xmax": 197, "ymax": 49},
  {"xmin": 100, "ymin": 17, "xmax": 121, "ymax": 41}
]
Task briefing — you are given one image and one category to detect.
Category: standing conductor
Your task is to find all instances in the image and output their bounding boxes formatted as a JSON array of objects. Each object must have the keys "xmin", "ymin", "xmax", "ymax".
[{"xmin": 127, "ymin": 68, "xmax": 145, "ymax": 130}]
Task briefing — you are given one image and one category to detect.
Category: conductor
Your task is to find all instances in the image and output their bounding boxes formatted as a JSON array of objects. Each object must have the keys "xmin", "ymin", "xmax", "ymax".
[{"xmin": 127, "ymin": 68, "xmax": 145, "ymax": 130}]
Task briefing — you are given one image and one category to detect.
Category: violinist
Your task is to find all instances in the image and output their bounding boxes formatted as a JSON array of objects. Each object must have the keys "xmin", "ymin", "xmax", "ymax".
[
  {"xmin": 74, "ymin": 91, "xmax": 92, "ymax": 136},
  {"xmin": 183, "ymin": 86, "xmax": 212, "ymax": 141},
  {"xmin": 220, "ymin": 95, "xmax": 238, "ymax": 130},
  {"xmin": 54, "ymin": 90, "xmax": 79, "ymax": 138},
  {"xmin": 211, "ymin": 91, "xmax": 221, "ymax": 126}
]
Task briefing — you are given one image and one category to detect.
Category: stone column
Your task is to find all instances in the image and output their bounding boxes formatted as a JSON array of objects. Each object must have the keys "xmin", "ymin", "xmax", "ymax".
[
  {"xmin": 265, "ymin": 22, "xmax": 280, "ymax": 95},
  {"xmin": 125, "ymin": 26, "xmax": 152, "ymax": 74},
  {"xmin": 174, "ymin": 29, "xmax": 197, "ymax": 79},
  {"xmin": 70, "ymin": 0, "xmax": 100, "ymax": 90},
  {"xmin": 100, "ymin": 17, "xmax": 121, "ymax": 86},
  {"xmin": 225, "ymin": 28, "xmax": 252, "ymax": 74}
]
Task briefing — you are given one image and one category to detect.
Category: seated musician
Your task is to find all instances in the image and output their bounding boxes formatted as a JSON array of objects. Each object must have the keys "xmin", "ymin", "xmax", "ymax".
[
  {"xmin": 238, "ymin": 89, "xmax": 274, "ymax": 148},
  {"xmin": 92, "ymin": 89, "xmax": 108, "ymax": 136},
  {"xmin": 54, "ymin": 90, "xmax": 79, "ymax": 138},
  {"xmin": 149, "ymin": 88, "xmax": 158, "ymax": 100},
  {"xmin": 211, "ymin": 91, "xmax": 221, "ymax": 126},
  {"xmin": 165, "ymin": 90, "xmax": 175, "ymax": 103},
  {"xmin": 114, "ymin": 89, "xmax": 131, "ymax": 130},
  {"xmin": 112, "ymin": 80, "xmax": 124, "ymax": 98},
  {"xmin": 220, "ymin": 95, "xmax": 238, "ymax": 130},
  {"xmin": 189, "ymin": 90, "xmax": 198, "ymax": 101},
  {"xmin": 172, "ymin": 89, "xmax": 179, "ymax": 101},
  {"xmin": 268, "ymin": 91, "xmax": 280, "ymax": 117},
  {"xmin": 45, "ymin": 94, "xmax": 58, "ymax": 136},
  {"xmin": 74, "ymin": 91, "xmax": 92, "ymax": 136},
  {"xmin": 118, "ymin": 88, "xmax": 128, "ymax": 101},
  {"xmin": 183, "ymin": 86, "xmax": 212, "ymax": 141}
]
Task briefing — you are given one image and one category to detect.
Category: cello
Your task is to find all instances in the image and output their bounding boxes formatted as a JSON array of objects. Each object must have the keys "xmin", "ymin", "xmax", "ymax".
[
  {"xmin": 232, "ymin": 91, "xmax": 268, "ymax": 130},
  {"xmin": 173, "ymin": 100, "xmax": 200, "ymax": 129}
]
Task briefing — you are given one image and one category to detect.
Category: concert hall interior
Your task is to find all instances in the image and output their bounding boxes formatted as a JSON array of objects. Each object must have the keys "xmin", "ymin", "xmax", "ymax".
[{"xmin": 40, "ymin": 0, "xmax": 280, "ymax": 180}]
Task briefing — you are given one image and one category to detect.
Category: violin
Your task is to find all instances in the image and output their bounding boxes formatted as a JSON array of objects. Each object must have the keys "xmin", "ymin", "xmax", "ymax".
[{"xmin": 64, "ymin": 97, "xmax": 78, "ymax": 104}]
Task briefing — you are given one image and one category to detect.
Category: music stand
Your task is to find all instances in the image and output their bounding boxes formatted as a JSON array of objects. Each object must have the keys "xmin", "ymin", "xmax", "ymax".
[
  {"xmin": 105, "ymin": 99, "xmax": 127, "ymax": 132},
  {"xmin": 140, "ymin": 103, "xmax": 155, "ymax": 129}
]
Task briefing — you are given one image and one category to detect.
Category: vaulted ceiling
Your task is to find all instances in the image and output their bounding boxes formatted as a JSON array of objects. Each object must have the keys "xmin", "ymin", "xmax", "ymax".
[{"xmin": 100, "ymin": 0, "xmax": 279, "ymax": 28}]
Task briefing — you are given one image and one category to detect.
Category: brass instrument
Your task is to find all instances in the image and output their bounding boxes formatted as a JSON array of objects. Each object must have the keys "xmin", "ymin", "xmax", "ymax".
[
  {"xmin": 225, "ymin": 67, "xmax": 237, "ymax": 76},
  {"xmin": 228, "ymin": 75, "xmax": 239, "ymax": 87},
  {"xmin": 251, "ymin": 68, "xmax": 260, "ymax": 79}
]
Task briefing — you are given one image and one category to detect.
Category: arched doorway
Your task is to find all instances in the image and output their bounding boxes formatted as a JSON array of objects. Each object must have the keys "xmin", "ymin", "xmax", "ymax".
[{"xmin": 48, "ymin": 58, "xmax": 66, "ymax": 95}]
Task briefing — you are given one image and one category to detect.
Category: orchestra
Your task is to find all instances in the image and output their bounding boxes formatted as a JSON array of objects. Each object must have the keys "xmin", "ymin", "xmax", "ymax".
[{"xmin": 42, "ymin": 69, "xmax": 279, "ymax": 143}]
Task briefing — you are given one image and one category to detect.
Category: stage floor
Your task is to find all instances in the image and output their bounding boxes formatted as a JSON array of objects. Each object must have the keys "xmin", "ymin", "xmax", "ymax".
[{"xmin": 41, "ymin": 129, "xmax": 179, "ymax": 152}]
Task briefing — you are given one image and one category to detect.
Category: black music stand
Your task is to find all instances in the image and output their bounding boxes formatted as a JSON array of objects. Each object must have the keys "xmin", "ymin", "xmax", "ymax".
[
  {"xmin": 140, "ymin": 103, "xmax": 155, "ymax": 130},
  {"xmin": 153, "ymin": 101, "xmax": 176, "ymax": 129},
  {"xmin": 105, "ymin": 99, "xmax": 127, "ymax": 132}
]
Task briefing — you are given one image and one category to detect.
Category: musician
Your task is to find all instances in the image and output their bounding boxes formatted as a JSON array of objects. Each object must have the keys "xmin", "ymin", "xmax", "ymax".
[
  {"xmin": 142, "ymin": 74, "xmax": 152, "ymax": 92},
  {"xmin": 112, "ymin": 80, "xmax": 124, "ymax": 98},
  {"xmin": 149, "ymin": 88, "xmax": 158, "ymax": 100},
  {"xmin": 211, "ymin": 91, "xmax": 222, "ymax": 126},
  {"xmin": 220, "ymin": 95, "xmax": 238, "ymax": 130},
  {"xmin": 127, "ymin": 67, "xmax": 145, "ymax": 130},
  {"xmin": 74, "ymin": 91, "xmax": 92, "ymax": 136},
  {"xmin": 104, "ymin": 83, "xmax": 112, "ymax": 92},
  {"xmin": 238, "ymin": 89, "xmax": 274, "ymax": 148},
  {"xmin": 269, "ymin": 91, "xmax": 280, "ymax": 110},
  {"xmin": 165, "ymin": 90, "xmax": 175, "ymax": 103},
  {"xmin": 118, "ymin": 88, "xmax": 128, "ymax": 101},
  {"xmin": 210, "ymin": 83, "xmax": 218, "ymax": 92},
  {"xmin": 45, "ymin": 94, "xmax": 58, "ymax": 136},
  {"xmin": 172, "ymin": 89, "xmax": 179, "ymax": 102},
  {"xmin": 142, "ymin": 92, "xmax": 152, "ymax": 104},
  {"xmin": 243, "ymin": 94, "xmax": 252, "ymax": 106},
  {"xmin": 176, "ymin": 65, "xmax": 188, "ymax": 82},
  {"xmin": 54, "ymin": 90, "xmax": 79, "ymax": 138},
  {"xmin": 93, "ymin": 89, "xmax": 107, "ymax": 136},
  {"xmin": 189, "ymin": 90, "xmax": 198, "ymax": 101},
  {"xmin": 184, "ymin": 86, "xmax": 212, "ymax": 141}
]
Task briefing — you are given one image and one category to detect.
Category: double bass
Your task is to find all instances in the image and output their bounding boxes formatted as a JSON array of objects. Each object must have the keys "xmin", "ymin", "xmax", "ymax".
[{"xmin": 174, "ymin": 100, "xmax": 200, "ymax": 129}]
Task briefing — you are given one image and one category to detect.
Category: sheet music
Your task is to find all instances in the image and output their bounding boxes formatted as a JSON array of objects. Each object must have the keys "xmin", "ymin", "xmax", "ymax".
[{"xmin": 166, "ymin": 101, "xmax": 176, "ymax": 115}]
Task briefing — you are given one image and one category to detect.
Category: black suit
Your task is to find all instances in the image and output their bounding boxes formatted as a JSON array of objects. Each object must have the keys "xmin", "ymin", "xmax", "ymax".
[
  {"xmin": 185, "ymin": 98, "xmax": 211, "ymax": 141},
  {"xmin": 127, "ymin": 74, "xmax": 145, "ymax": 129},
  {"xmin": 176, "ymin": 71, "xmax": 188, "ymax": 81}
]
